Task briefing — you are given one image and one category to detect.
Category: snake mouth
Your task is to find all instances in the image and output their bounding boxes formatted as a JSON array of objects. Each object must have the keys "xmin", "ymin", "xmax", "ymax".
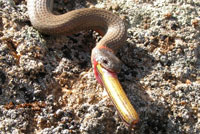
[
  {"xmin": 92, "ymin": 57, "xmax": 117, "ymax": 86},
  {"xmin": 95, "ymin": 64, "xmax": 117, "ymax": 85}
]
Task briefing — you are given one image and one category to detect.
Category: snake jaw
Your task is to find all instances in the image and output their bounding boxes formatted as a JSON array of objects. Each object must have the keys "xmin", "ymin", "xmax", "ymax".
[
  {"xmin": 92, "ymin": 57, "xmax": 117, "ymax": 86},
  {"xmin": 92, "ymin": 52, "xmax": 117, "ymax": 86},
  {"xmin": 92, "ymin": 57, "xmax": 103, "ymax": 85},
  {"xmin": 91, "ymin": 47, "xmax": 121, "ymax": 85}
]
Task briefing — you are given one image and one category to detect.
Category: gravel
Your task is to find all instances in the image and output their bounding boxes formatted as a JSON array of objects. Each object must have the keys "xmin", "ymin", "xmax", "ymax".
[{"xmin": 0, "ymin": 0, "xmax": 199, "ymax": 133}]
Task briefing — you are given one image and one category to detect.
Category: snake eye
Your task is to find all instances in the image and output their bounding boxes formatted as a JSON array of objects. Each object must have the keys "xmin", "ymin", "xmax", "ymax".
[{"xmin": 103, "ymin": 59, "xmax": 108, "ymax": 65}]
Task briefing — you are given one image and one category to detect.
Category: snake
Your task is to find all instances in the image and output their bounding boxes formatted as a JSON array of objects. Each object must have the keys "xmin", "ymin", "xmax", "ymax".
[
  {"xmin": 27, "ymin": 0, "xmax": 139, "ymax": 128},
  {"xmin": 27, "ymin": 0, "xmax": 126, "ymax": 75}
]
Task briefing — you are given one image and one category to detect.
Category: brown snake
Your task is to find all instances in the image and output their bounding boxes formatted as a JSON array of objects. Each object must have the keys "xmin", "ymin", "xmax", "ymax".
[
  {"xmin": 27, "ymin": 0, "xmax": 127, "ymax": 74},
  {"xmin": 27, "ymin": 0, "xmax": 139, "ymax": 128}
]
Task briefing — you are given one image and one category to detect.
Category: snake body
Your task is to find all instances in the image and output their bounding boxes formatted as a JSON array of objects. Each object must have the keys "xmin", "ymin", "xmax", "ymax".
[{"xmin": 27, "ymin": 0, "xmax": 127, "ymax": 73}]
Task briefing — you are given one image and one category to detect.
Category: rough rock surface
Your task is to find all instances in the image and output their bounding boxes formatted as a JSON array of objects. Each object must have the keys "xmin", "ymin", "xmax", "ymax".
[{"xmin": 0, "ymin": 0, "xmax": 199, "ymax": 133}]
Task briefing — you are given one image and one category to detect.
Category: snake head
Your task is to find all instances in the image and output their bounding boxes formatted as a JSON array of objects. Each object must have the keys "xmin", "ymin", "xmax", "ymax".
[{"xmin": 91, "ymin": 47, "xmax": 122, "ymax": 85}]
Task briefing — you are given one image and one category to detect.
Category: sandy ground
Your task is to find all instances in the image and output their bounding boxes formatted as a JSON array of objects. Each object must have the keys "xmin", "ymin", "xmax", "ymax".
[{"xmin": 0, "ymin": 0, "xmax": 199, "ymax": 133}]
